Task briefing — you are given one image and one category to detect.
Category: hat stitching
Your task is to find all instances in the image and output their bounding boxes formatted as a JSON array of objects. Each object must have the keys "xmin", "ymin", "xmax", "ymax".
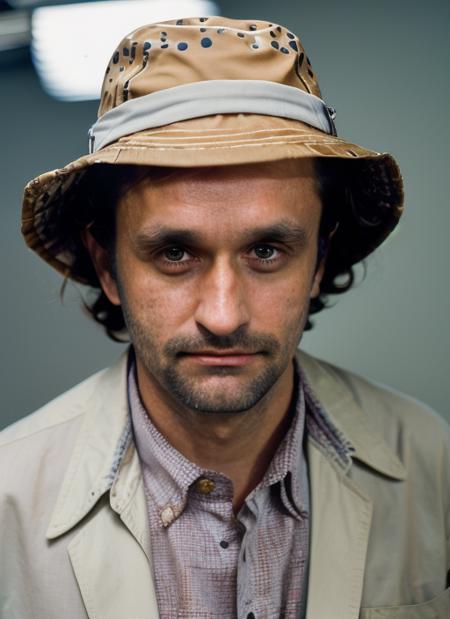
[
  {"xmin": 116, "ymin": 132, "xmax": 347, "ymax": 144},
  {"xmin": 117, "ymin": 137, "xmax": 350, "ymax": 148},
  {"xmin": 118, "ymin": 134, "xmax": 335, "ymax": 143},
  {"xmin": 105, "ymin": 139, "xmax": 368, "ymax": 152},
  {"xmin": 114, "ymin": 133, "xmax": 352, "ymax": 146},
  {"xmin": 130, "ymin": 127, "xmax": 332, "ymax": 137}
]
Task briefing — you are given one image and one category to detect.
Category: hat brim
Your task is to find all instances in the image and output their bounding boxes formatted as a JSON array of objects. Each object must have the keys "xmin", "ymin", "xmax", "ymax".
[{"xmin": 21, "ymin": 114, "xmax": 403, "ymax": 282}]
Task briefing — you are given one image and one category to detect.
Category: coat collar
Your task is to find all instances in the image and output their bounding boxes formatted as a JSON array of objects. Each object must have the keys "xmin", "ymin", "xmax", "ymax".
[
  {"xmin": 297, "ymin": 349, "xmax": 406, "ymax": 480},
  {"xmin": 46, "ymin": 347, "xmax": 405, "ymax": 539},
  {"xmin": 46, "ymin": 351, "xmax": 135, "ymax": 539}
]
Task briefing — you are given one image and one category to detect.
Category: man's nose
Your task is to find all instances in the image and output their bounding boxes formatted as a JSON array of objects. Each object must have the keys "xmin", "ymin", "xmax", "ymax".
[{"xmin": 194, "ymin": 258, "xmax": 250, "ymax": 337}]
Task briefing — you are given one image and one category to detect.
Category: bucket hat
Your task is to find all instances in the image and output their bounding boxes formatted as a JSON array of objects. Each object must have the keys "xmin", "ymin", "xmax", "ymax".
[{"xmin": 21, "ymin": 16, "xmax": 403, "ymax": 284}]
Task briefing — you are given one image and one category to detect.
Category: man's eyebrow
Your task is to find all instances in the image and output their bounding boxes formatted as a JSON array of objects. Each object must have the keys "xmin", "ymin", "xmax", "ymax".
[
  {"xmin": 134, "ymin": 221, "xmax": 309, "ymax": 250},
  {"xmin": 241, "ymin": 222, "xmax": 310, "ymax": 245},
  {"xmin": 134, "ymin": 227, "xmax": 200, "ymax": 251}
]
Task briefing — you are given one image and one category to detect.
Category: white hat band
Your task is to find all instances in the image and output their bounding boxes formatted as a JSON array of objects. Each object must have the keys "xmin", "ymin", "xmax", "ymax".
[{"xmin": 88, "ymin": 79, "xmax": 337, "ymax": 153}]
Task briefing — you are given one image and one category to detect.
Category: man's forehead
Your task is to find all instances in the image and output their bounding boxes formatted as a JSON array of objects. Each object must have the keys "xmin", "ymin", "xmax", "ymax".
[
  {"xmin": 118, "ymin": 161, "xmax": 322, "ymax": 233},
  {"xmin": 120, "ymin": 159, "xmax": 319, "ymax": 209}
]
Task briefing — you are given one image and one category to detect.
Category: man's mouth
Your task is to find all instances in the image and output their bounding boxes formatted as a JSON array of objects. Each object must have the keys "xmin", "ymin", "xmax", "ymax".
[{"xmin": 181, "ymin": 350, "xmax": 261, "ymax": 367}]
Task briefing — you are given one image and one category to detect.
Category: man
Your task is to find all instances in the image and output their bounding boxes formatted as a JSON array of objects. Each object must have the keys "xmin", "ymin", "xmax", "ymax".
[{"xmin": 1, "ymin": 15, "xmax": 449, "ymax": 619}]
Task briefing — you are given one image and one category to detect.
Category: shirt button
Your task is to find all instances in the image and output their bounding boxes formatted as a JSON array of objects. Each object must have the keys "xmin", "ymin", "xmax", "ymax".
[
  {"xmin": 247, "ymin": 613, "xmax": 256, "ymax": 619},
  {"xmin": 194, "ymin": 478, "xmax": 216, "ymax": 494},
  {"xmin": 219, "ymin": 540, "xmax": 229, "ymax": 549},
  {"xmin": 160, "ymin": 505, "xmax": 175, "ymax": 526}
]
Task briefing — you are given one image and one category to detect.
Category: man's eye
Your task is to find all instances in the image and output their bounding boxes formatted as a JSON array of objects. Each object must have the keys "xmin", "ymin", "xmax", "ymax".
[
  {"xmin": 251, "ymin": 244, "xmax": 279, "ymax": 261},
  {"xmin": 163, "ymin": 247, "xmax": 188, "ymax": 262}
]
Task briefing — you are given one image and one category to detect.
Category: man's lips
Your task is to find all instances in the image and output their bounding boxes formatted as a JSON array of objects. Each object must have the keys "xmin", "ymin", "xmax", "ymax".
[{"xmin": 180, "ymin": 351, "xmax": 261, "ymax": 367}]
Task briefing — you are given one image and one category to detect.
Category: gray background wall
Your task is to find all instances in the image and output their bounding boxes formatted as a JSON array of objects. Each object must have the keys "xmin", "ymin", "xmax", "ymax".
[{"xmin": 1, "ymin": 0, "xmax": 449, "ymax": 429}]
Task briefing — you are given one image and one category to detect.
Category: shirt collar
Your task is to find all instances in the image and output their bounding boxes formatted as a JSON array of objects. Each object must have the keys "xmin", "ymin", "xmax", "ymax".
[{"xmin": 255, "ymin": 361, "xmax": 309, "ymax": 518}]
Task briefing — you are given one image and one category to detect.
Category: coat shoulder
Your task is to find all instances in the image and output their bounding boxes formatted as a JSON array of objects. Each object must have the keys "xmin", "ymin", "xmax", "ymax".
[
  {"xmin": 0, "ymin": 367, "xmax": 106, "ymax": 448},
  {"xmin": 0, "ymin": 352, "xmax": 128, "ymax": 449},
  {"xmin": 297, "ymin": 349, "xmax": 450, "ymax": 459},
  {"xmin": 0, "ymin": 353, "xmax": 128, "ymax": 515},
  {"xmin": 298, "ymin": 348, "xmax": 449, "ymax": 430}
]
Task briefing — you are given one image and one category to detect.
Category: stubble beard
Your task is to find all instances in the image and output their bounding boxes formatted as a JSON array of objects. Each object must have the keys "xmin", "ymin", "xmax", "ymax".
[
  {"xmin": 162, "ymin": 356, "xmax": 285, "ymax": 413},
  {"xmin": 117, "ymin": 279, "xmax": 307, "ymax": 414}
]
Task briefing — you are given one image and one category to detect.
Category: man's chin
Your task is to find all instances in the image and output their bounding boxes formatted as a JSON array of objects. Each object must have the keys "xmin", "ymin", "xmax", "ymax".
[
  {"xmin": 171, "ymin": 392, "xmax": 262, "ymax": 415},
  {"xmin": 163, "ymin": 369, "xmax": 280, "ymax": 414}
]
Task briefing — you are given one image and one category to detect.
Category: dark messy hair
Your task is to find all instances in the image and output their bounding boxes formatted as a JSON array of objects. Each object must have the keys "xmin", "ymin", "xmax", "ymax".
[{"xmin": 66, "ymin": 160, "xmax": 365, "ymax": 341}]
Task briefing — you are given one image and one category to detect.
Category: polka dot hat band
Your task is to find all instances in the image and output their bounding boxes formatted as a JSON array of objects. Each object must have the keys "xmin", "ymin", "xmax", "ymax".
[{"xmin": 21, "ymin": 16, "xmax": 403, "ymax": 283}]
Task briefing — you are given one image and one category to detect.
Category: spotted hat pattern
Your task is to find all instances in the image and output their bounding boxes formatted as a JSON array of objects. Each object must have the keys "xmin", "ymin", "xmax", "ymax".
[
  {"xmin": 21, "ymin": 16, "xmax": 403, "ymax": 283},
  {"xmin": 98, "ymin": 17, "xmax": 322, "ymax": 116}
]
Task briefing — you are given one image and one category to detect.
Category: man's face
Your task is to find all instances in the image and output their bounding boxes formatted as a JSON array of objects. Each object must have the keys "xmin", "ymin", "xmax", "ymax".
[{"xmin": 92, "ymin": 159, "xmax": 325, "ymax": 414}]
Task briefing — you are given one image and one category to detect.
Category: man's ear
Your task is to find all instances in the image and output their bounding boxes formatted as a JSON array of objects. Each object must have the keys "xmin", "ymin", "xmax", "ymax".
[{"xmin": 81, "ymin": 228, "xmax": 121, "ymax": 306}]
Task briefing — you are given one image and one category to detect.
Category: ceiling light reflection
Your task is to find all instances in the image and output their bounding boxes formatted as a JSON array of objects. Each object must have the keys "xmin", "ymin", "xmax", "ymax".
[{"xmin": 32, "ymin": 0, "xmax": 219, "ymax": 101}]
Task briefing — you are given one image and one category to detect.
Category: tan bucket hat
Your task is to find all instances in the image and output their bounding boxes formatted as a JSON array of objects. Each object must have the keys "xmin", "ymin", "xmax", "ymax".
[{"xmin": 21, "ymin": 15, "xmax": 403, "ymax": 283}]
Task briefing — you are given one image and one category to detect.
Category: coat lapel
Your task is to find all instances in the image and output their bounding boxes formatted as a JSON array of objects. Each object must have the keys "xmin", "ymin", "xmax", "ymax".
[
  {"xmin": 297, "ymin": 350, "xmax": 405, "ymax": 618},
  {"xmin": 305, "ymin": 440, "xmax": 373, "ymax": 619},
  {"xmin": 67, "ymin": 440, "xmax": 159, "ymax": 619},
  {"xmin": 46, "ymin": 352, "xmax": 160, "ymax": 619},
  {"xmin": 67, "ymin": 482, "xmax": 159, "ymax": 619}
]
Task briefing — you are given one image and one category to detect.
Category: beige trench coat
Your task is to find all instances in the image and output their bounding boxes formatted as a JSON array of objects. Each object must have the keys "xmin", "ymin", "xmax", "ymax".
[{"xmin": 1, "ymin": 350, "xmax": 449, "ymax": 619}]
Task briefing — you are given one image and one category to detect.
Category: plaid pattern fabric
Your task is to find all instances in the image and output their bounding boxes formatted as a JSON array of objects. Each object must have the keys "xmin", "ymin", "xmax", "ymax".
[{"xmin": 128, "ymin": 360, "xmax": 343, "ymax": 618}]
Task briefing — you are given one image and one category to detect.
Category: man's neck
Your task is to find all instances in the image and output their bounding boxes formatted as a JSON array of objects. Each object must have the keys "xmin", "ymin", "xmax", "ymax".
[{"xmin": 135, "ymin": 359, "xmax": 296, "ymax": 511}]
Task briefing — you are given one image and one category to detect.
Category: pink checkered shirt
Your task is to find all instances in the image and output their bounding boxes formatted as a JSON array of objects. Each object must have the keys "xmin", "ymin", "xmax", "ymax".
[{"xmin": 128, "ymin": 358, "xmax": 349, "ymax": 619}]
